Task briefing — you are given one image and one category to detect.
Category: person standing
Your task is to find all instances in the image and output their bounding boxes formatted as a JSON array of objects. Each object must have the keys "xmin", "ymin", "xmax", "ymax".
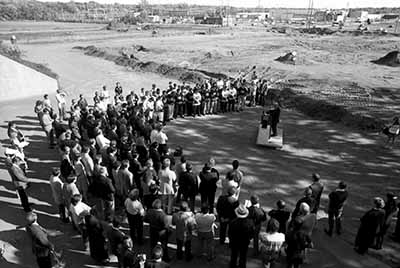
[
  {"xmin": 85, "ymin": 211, "xmax": 110, "ymax": 264},
  {"xmin": 216, "ymin": 187, "xmax": 239, "ymax": 245},
  {"xmin": 55, "ymin": 88, "xmax": 67, "ymax": 121},
  {"xmin": 375, "ymin": 193, "xmax": 398, "ymax": 249},
  {"xmin": 285, "ymin": 219, "xmax": 313, "ymax": 268},
  {"xmin": 192, "ymin": 89, "xmax": 202, "ymax": 117},
  {"xmin": 324, "ymin": 181, "xmax": 348, "ymax": 237},
  {"xmin": 228, "ymin": 204, "xmax": 255, "ymax": 268},
  {"xmin": 144, "ymin": 199, "xmax": 170, "ymax": 262},
  {"xmin": 179, "ymin": 163, "xmax": 198, "ymax": 212},
  {"xmin": 266, "ymin": 102, "xmax": 280, "ymax": 137},
  {"xmin": 247, "ymin": 195, "xmax": 267, "ymax": 256},
  {"xmin": 259, "ymin": 218, "xmax": 285, "ymax": 268},
  {"xmin": 268, "ymin": 200, "xmax": 291, "ymax": 234},
  {"xmin": 198, "ymin": 162, "xmax": 219, "ymax": 213},
  {"xmin": 158, "ymin": 158, "xmax": 176, "ymax": 215},
  {"xmin": 49, "ymin": 168, "xmax": 65, "ymax": 221},
  {"xmin": 195, "ymin": 205, "xmax": 216, "ymax": 261},
  {"xmin": 171, "ymin": 201, "xmax": 196, "ymax": 261},
  {"xmin": 354, "ymin": 197, "xmax": 386, "ymax": 255},
  {"xmin": 226, "ymin": 160, "xmax": 243, "ymax": 196},
  {"xmin": 308, "ymin": 173, "xmax": 324, "ymax": 214},
  {"xmin": 116, "ymin": 160, "xmax": 134, "ymax": 208},
  {"xmin": 6, "ymin": 156, "xmax": 31, "ymax": 212},
  {"xmin": 39, "ymin": 108, "xmax": 55, "ymax": 148},
  {"xmin": 125, "ymin": 189, "xmax": 145, "ymax": 245},
  {"xmin": 292, "ymin": 188, "xmax": 316, "ymax": 219},
  {"xmin": 26, "ymin": 212, "xmax": 54, "ymax": 268}
]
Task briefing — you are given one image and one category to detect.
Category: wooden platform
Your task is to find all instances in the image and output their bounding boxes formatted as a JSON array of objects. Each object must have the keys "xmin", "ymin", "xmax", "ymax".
[{"xmin": 256, "ymin": 124, "xmax": 283, "ymax": 149}]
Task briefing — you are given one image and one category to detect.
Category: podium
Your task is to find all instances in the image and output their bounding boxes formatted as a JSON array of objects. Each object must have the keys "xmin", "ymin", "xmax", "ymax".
[{"xmin": 256, "ymin": 124, "xmax": 283, "ymax": 149}]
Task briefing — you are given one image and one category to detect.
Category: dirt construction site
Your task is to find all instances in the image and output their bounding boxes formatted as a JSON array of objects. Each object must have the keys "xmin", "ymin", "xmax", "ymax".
[{"xmin": 0, "ymin": 21, "xmax": 400, "ymax": 268}]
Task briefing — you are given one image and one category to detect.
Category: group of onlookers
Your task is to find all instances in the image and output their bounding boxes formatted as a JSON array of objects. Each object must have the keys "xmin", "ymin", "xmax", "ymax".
[{"xmin": 4, "ymin": 79, "xmax": 400, "ymax": 268}]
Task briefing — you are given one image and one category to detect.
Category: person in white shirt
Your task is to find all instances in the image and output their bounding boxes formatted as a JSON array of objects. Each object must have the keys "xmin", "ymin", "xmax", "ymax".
[
  {"xmin": 145, "ymin": 97, "xmax": 155, "ymax": 121},
  {"xmin": 99, "ymin": 85, "xmax": 110, "ymax": 104},
  {"xmin": 193, "ymin": 89, "xmax": 202, "ymax": 117},
  {"xmin": 42, "ymin": 94, "xmax": 52, "ymax": 111},
  {"xmin": 155, "ymin": 125, "xmax": 168, "ymax": 155},
  {"xmin": 55, "ymin": 89, "xmax": 67, "ymax": 120},
  {"xmin": 154, "ymin": 97, "xmax": 164, "ymax": 123},
  {"xmin": 259, "ymin": 218, "xmax": 285, "ymax": 268},
  {"xmin": 158, "ymin": 158, "xmax": 176, "ymax": 214},
  {"xmin": 95, "ymin": 129, "xmax": 110, "ymax": 153},
  {"xmin": 80, "ymin": 146, "xmax": 94, "ymax": 182},
  {"xmin": 195, "ymin": 205, "xmax": 217, "ymax": 260},
  {"xmin": 69, "ymin": 194, "xmax": 91, "ymax": 246},
  {"xmin": 125, "ymin": 189, "xmax": 145, "ymax": 244}
]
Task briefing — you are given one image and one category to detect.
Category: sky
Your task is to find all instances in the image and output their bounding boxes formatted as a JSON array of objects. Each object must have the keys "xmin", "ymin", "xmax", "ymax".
[{"xmin": 40, "ymin": 0, "xmax": 400, "ymax": 9}]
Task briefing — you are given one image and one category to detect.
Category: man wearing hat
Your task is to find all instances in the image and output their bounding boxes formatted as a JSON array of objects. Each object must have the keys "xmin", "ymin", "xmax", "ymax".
[
  {"xmin": 228, "ymin": 204, "xmax": 255, "ymax": 268},
  {"xmin": 26, "ymin": 212, "xmax": 54, "ymax": 268}
]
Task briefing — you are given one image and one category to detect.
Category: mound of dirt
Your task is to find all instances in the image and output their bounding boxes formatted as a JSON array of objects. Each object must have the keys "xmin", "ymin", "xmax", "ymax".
[
  {"xmin": 298, "ymin": 27, "xmax": 336, "ymax": 35},
  {"xmin": 279, "ymin": 87, "xmax": 383, "ymax": 130},
  {"xmin": 371, "ymin": 51, "xmax": 400, "ymax": 67},
  {"xmin": 73, "ymin": 45, "xmax": 226, "ymax": 84},
  {"xmin": 275, "ymin": 52, "xmax": 296, "ymax": 65}
]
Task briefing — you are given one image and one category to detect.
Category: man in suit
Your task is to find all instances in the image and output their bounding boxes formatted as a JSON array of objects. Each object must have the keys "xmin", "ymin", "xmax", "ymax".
[
  {"xmin": 6, "ymin": 156, "xmax": 31, "ymax": 212},
  {"xmin": 266, "ymin": 102, "xmax": 280, "ymax": 137},
  {"xmin": 308, "ymin": 173, "xmax": 324, "ymax": 214},
  {"xmin": 26, "ymin": 212, "xmax": 54, "ymax": 268}
]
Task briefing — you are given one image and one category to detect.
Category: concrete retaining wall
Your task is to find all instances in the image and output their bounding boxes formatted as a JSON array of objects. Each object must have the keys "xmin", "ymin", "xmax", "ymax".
[{"xmin": 0, "ymin": 54, "xmax": 58, "ymax": 101}]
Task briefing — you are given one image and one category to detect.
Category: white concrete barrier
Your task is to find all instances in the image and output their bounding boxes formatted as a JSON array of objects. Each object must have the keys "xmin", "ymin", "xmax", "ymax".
[{"xmin": 0, "ymin": 54, "xmax": 58, "ymax": 101}]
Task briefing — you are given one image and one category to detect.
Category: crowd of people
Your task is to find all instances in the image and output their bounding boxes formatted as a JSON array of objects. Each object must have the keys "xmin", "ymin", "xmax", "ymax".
[{"xmin": 4, "ymin": 77, "xmax": 400, "ymax": 268}]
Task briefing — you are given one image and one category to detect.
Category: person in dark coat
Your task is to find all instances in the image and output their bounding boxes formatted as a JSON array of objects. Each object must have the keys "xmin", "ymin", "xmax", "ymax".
[
  {"xmin": 179, "ymin": 163, "xmax": 198, "ymax": 212},
  {"xmin": 26, "ymin": 212, "xmax": 54, "ymax": 268},
  {"xmin": 216, "ymin": 187, "xmax": 239, "ymax": 245},
  {"xmin": 292, "ymin": 188, "xmax": 316, "ymax": 219},
  {"xmin": 228, "ymin": 204, "xmax": 255, "ymax": 268},
  {"xmin": 354, "ymin": 197, "xmax": 386, "ymax": 254},
  {"xmin": 391, "ymin": 202, "xmax": 400, "ymax": 242},
  {"xmin": 199, "ymin": 162, "xmax": 219, "ymax": 213},
  {"xmin": 324, "ymin": 181, "xmax": 348, "ymax": 236},
  {"xmin": 119, "ymin": 237, "xmax": 138, "ymax": 268},
  {"xmin": 268, "ymin": 200, "xmax": 291, "ymax": 234},
  {"xmin": 247, "ymin": 195, "xmax": 267, "ymax": 256},
  {"xmin": 149, "ymin": 142, "xmax": 161, "ymax": 173},
  {"xmin": 286, "ymin": 218, "xmax": 313, "ymax": 268},
  {"xmin": 91, "ymin": 166, "xmax": 115, "ymax": 222},
  {"xmin": 106, "ymin": 219, "xmax": 126, "ymax": 265},
  {"xmin": 375, "ymin": 193, "xmax": 398, "ymax": 249},
  {"xmin": 85, "ymin": 212, "xmax": 109, "ymax": 263},
  {"xmin": 144, "ymin": 199, "xmax": 170, "ymax": 262},
  {"xmin": 266, "ymin": 102, "xmax": 280, "ymax": 137},
  {"xmin": 308, "ymin": 173, "xmax": 324, "ymax": 214}
]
